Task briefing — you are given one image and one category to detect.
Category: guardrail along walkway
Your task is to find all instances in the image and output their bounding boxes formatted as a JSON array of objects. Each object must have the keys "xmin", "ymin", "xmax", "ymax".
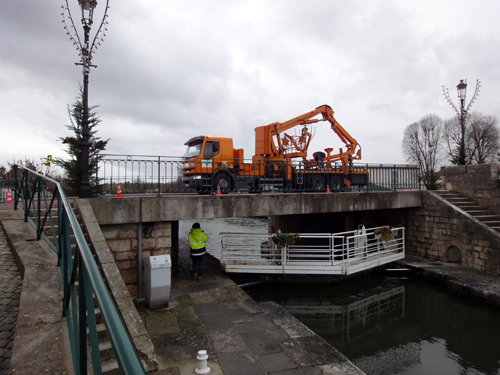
[{"xmin": 12, "ymin": 165, "xmax": 145, "ymax": 375}]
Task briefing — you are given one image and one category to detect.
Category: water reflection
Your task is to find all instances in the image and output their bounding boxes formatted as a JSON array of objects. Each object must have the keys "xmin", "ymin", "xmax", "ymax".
[{"xmin": 247, "ymin": 277, "xmax": 500, "ymax": 375}]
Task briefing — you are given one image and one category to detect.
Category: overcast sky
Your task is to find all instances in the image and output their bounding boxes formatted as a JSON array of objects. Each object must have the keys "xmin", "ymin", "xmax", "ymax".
[{"xmin": 1, "ymin": 1, "xmax": 499, "ymax": 170}]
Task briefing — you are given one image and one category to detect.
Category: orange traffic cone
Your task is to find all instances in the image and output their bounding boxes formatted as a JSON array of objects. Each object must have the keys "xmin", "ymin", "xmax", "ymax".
[
  {"xmin": 326, "ymin": 184, "xmax": 331, "ymax": 193},
  {"xmin": 216, "ymin": 184, "xmax": 222, "ymax": 196},
  {"xmin": 5, "ymin": 190, "xmax": 13, "ymax": 203},
  {"xmin": 116, "ymin": 184, "xmax": 124, "ymax": 197}
]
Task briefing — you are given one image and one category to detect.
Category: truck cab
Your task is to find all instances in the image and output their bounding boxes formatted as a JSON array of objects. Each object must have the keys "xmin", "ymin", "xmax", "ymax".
[{"xmin": 182, "ymin": 136, "xmax": 244, "ymax": 193}]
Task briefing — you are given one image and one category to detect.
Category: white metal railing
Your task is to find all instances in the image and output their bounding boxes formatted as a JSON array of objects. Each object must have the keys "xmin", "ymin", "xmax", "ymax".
[{"xmin": 220, "ymin": 226, "xmax": 405, "ymax": 275}]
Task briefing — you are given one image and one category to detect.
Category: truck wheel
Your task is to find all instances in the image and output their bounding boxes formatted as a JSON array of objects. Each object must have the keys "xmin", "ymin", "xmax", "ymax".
[
  {"xmin": 214, "ymin": 172, "xmax": 232, "ymax": 194},
  {"xmin": 330, "ymin": 176, "xmax": 344, "ymax": 192},
  {"xmin": 310, "ymin": 175, "xmax": 325, "ymax": 191}
]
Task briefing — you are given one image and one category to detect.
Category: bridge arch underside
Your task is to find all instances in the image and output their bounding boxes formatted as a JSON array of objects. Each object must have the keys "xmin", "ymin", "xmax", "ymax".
[{"xmin": 269, "ymin": 208, "xmax": 408, "ymax": 236}]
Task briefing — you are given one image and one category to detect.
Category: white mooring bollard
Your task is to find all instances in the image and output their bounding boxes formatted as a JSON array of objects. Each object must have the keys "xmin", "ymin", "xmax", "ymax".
[{"xmin": 195, "ymin": 350, "xmax": 211, "ymax": 374}]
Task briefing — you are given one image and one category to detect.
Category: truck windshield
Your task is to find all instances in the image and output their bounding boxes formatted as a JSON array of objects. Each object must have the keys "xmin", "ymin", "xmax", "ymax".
[{"xmin": 184, "ymin": 142, "xmax": 203, "ymax": 158}]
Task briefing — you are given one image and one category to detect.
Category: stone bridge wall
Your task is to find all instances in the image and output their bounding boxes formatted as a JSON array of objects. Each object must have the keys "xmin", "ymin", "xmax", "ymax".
[
  {"xmin": 407, "ymin": 191, "xmax": 500, "ymax": 274},
  {"xmin": 99, "ymin": 222, "xmax": 177, "ymax": 296},
  {"xmin": 443, "ymin": 163, "xmax": 500, "ymax": 216},
  {"xmin": 88, "ymin": 191, "xmax": 420, "ymax": 295}
]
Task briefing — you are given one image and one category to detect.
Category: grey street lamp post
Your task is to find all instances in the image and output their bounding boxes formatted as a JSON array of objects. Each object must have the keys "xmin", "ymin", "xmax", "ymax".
[
  {"xmin": 456, "ymin": 80, "xmax": 468, "ymax": 165},
  {"xmin": 62, "ymin": 0, "xmax": 109, "ymax": 198},
  {"xmin": 79, "ymin": 0, "xmax": 95, "ymax": 198},
  {"xmin": 442, "ymin": 79, "xmax": 481, "ymax": 166}
]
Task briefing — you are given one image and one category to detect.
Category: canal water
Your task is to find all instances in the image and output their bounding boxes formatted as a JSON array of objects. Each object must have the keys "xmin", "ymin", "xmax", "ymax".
[
  {"xmin": 180, "ymin": 218, "xmax": 500, "ymax": 375},
  {"xmin": 246, "ymin": 275, "xmax": 500, "ymax": 375}
]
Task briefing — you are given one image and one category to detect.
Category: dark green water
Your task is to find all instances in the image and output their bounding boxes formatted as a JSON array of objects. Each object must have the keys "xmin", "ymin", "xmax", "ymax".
[{"xmin": 246, "ymin": 275, "xmax": 500, "ymax": 375}]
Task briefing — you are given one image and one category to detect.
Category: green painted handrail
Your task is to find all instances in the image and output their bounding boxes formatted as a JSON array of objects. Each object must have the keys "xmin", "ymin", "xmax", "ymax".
[{"xmin": 13, "ymin": 165, "xmax": 145, "ymax": 375}]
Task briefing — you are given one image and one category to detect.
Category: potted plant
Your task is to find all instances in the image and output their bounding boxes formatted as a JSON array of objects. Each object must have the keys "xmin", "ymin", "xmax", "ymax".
[
  {"xmin": 272, "ymin": 232, "xmax": 299, "ymax": 248},
  {"xmin": 374, "ymin": 226, "xmax": 393, "ymax": 243}
]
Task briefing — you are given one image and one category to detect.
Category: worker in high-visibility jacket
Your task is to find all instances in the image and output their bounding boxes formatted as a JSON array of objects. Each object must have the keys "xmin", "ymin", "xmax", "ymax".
[{"xmin": 189, "ymin": 222, "xmax": 208, "ymax": 279}]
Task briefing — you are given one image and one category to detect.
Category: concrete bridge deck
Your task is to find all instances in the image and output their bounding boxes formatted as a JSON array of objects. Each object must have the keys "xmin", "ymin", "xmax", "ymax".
[{"xmin": 87, "ymin": 191, "xmax": 422, "ymax": 224}]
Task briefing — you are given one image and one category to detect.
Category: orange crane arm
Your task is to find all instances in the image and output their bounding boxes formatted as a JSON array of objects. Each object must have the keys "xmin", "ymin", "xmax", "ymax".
[{"xmin": 254, "ymin": 104, "xmax": 361, "ymax": 166}]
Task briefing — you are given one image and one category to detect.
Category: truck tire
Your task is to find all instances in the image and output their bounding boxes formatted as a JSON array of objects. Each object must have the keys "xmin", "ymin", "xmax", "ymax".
[
  {"xmin": 213, "ymin": 172, "xmax": 233, "ymax": 194},
  {"xmin": 310, "ymin": 175, "xmax": 325, "ymax": 192},
  {"xmin": 330, "ymin": 175, "xmax": 344, "ymax": 192}
]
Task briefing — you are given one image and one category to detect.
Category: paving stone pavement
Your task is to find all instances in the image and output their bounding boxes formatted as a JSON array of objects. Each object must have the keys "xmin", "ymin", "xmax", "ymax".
[
  {"xmin": 142, "ymin": 242, "xmax": 365, "ymax": 375},
  {"xmin": 0, "ymin": 228, "xmax": 22, "ymax": 375}
]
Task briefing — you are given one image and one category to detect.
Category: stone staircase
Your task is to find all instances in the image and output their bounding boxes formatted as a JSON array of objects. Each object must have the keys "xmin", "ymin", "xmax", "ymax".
[
  {"xmin": 31, "ymin": 205, "xmax": 121, "ymax": 374},
  {"xmin": 434, "ymin": 190, "xmax": 500, "ymax": 232}
]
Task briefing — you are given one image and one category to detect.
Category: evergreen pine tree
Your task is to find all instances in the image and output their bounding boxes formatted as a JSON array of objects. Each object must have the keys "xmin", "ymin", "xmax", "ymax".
[{"xmin": 55, "ymin": 87, "xmax": 109, "ymax": 197}]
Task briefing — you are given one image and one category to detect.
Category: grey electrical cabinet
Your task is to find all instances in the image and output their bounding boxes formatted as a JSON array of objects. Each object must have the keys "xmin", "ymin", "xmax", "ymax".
[{"xmin": 143, "ymin": 255, "xmax": 172, "ymax": 308}]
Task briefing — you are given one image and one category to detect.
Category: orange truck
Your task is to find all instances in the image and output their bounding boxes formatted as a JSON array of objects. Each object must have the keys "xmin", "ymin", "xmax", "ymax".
[{"xmin": 182, "ymin": 105, "xmax": 368, "ymax": 193}]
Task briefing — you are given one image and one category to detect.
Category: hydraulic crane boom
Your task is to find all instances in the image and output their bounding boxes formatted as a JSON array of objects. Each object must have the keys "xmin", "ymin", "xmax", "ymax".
[{"xmin": 253, "ymin": 105, "xmax": 362, "ymax": 168}]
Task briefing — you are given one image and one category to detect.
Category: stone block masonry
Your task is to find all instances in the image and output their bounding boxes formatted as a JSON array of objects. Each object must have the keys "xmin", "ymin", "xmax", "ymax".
[
  {"xmin": 443, "ymin": 163, "xmax": 500, "ymax": 216},
  {"xmin": 101, "ymin": 221, "xmax": 172, "ymax": 297},
  {"xmin": 408, "ymin": 191, "xmax": 500, "ymax": 274}
]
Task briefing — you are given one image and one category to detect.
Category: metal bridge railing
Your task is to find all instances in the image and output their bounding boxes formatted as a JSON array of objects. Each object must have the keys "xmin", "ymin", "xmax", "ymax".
[
  {"xmin": 13, "ymin": 165, "xmax": 145, "ymax": 375},
  {"xmin": 97, "ymin": 154, "xmax": 420, "ymax": 196},
  {"xmin": 220, "ymin": 226, "xmax": 405, "ymax": 275}
]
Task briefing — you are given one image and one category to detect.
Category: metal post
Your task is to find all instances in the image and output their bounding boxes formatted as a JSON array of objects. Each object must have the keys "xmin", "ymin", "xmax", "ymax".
[
  {"xmin": 157, "ymin": 156, "xmax": 161, "ymax": 197},
  {"xmin": 459, "ymin": 96, "xmax": 466, "ymax": 165},
  {"xmin": 80, "ymin": 24, "xmax": 91, "ymax": 198},
  {"xmin": 36, "ymin": 177, "xmax": 42, "ymax": 240},
  {"xmin": 137, "ymin": 222, "xmax": 143, "ymax": 299}
]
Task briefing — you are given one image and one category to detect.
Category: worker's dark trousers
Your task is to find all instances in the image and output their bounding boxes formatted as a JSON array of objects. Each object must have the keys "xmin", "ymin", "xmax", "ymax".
[{"xmin": 191, "ymin": 253, "xmax": 206, "ymax": 276}]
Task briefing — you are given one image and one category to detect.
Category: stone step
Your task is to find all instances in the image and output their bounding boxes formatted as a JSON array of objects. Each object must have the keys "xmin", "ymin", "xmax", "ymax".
[
  {"xmin": 434, "ymin": 190, "xmax": 458, "ymax": 195},
  {"xmin": 483, "ymin": 221, "xmax": 500, "ymax": 226},
  {"xmin": 458, "ymin": 208, "xmax": 487, "ymax": 213},
  {"xmin": 464, "ymin": 210, "xmax": 491, "ymax": 215},
  {"xmin": 101, "ymin": 359, "xmax": 120, "ymax": 375},
  {"xmin": 447, "ymin": 198, "xmax": 474, "ymax": 203},
  {"xmin": 87, "ymin": 307, "xmax": 103, "ymax": 324},
  {"xmin": 99, "ymin": 341, "xmax": 115, "ymax": 362},
  {"xmin": 436, "ymin": 190, "xmax": 500, "ymax": 233},
  {"xmin": 87, "ymin": 322, "xmax": 109, "ymax": 342},
  {"xmin": 449, "ymin": 201, "xmax": 477, "ymax": 206},
  {"xmin": 474, "ymin": 215, "xmax": 500, "ymax": 221}
]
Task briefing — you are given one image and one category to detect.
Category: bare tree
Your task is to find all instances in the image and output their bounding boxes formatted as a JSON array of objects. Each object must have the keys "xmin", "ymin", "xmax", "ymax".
[
  {"xmin": 468, "ymin": 112, "xmax": 500, "ymax": 164},
  {"xmin": 402, "ymin": 114, "xmax": 443, "ymax": 187},
  {"xmin": 443, "ymin": 116, "xmax": 471, "ymax": 165},
  {"xmin": 443, "ymin": 111, "xmax": 499, "ymax": 165}
]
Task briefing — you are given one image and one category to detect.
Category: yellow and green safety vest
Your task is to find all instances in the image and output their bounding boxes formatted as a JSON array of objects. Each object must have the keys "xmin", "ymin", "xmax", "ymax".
[{"xmin": 189, "ymin": 228, "xmax": 208, "ymax": 254}]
